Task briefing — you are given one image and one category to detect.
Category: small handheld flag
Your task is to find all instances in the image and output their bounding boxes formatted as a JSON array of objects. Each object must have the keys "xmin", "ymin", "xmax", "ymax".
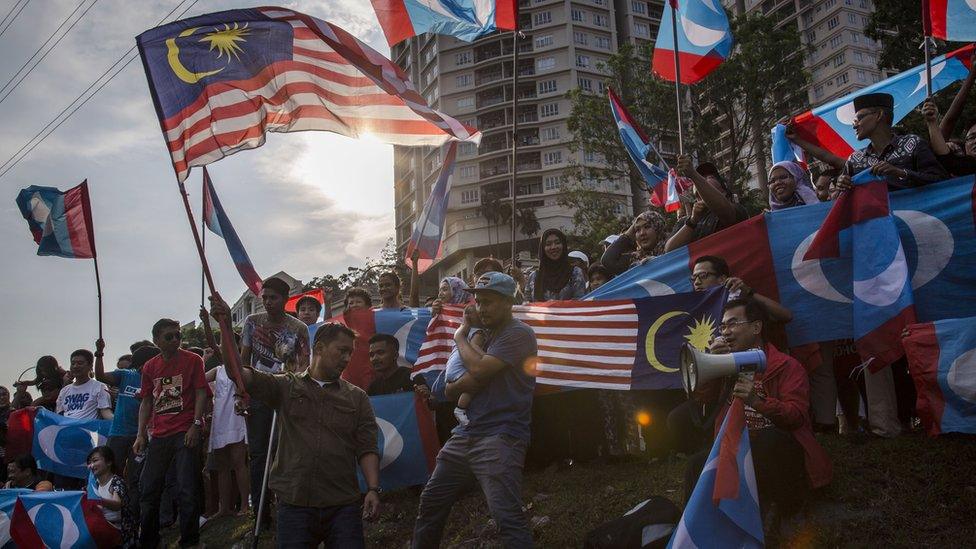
[
  {"xmin": 370, "ymin": 0, "xmax": 517, "ymax": 46},
  {"xmin": 15, "ymin": 181, "xmax": 96, "ymax": 259},
  {"xmin": 652, "ymin": 0, "xmax": 733, "ymax": 85},
  {"xmin": 406, "ymin": 142, "xmax": 457, "ymax": 274},
  {"xmin": 202, "ymin": 168, "xmax": 263, "ymax": 296}
]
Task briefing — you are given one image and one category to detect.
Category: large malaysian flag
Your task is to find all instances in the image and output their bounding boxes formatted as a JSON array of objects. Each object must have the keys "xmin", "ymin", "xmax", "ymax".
[
  {"xmin": 413, "ymin": 287, "xmax": 726, "ymax": 391},
  {"xmin": 136, "ymin": 7, "xmax": 480, "ymax": 182}
]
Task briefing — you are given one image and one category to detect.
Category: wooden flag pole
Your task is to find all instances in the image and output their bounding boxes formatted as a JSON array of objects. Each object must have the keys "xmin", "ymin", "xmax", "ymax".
[
  {"xmin": 670, "ymin": 1, "xmax": 685, "ymax": 154},
  {"xmin": 175, "ymin": 175, "xmax": 250, "ymax": 405}
]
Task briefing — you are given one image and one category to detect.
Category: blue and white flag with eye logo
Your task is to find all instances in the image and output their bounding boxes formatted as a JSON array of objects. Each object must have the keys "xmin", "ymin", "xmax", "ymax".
[{"xmin": 32, "ymin": 408, "xmax": 111, "ymax": 479}]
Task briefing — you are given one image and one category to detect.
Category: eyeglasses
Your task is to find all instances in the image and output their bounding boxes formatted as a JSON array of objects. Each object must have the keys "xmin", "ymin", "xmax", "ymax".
[
  {"xmin": 719, "ymin": 319, "xmax": 756, "ymax": 331},
  {"xmin": 690, "ymin": 272, "xmax": 718, "ymax": 282},
  {"xmin": 162, "ymin": 332, "xmax": 182, "ymax": 342},
  {"xmin": 853, "ymin": 109, "xmax": 882, "ymax": 124}
]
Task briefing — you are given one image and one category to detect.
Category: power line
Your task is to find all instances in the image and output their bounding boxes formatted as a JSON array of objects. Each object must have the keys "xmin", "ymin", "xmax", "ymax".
[
  {"xmin": 0, "ymin": 0, "xmax": 201, "ymax": 180},
  {"xmin": 0, "ymin": 0, "xmax": 98, "ymax": 104},
  {"xmin": 0, "ymin": 0, "xmax": 30, "ymax": 38}
]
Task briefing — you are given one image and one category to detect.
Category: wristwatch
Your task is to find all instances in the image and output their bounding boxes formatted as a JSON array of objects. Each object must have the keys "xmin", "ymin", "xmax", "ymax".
[
  {"xmin": 193, "ymin": 419, "xmax": 203, "ymax": 427},
  {"xmin": 367, "ymin": 486, "xmax": 382, "ymax": 495}
]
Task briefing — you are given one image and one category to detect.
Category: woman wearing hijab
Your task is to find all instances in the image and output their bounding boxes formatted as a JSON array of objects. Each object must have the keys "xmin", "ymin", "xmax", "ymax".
[
  {"xmin": 525, "ymin": 229, "xmax": 587, "ymax": 302},
  {"xmin": 768, "ymin": 161, "xmax": 820, "ymax": 210},
  {"xmin": 601, "ymin": 210, "xmax": 668, "ymax": 276},
  {"xmin": 438, "ymin": 276, "xmax": 471, "ymax": 305}
]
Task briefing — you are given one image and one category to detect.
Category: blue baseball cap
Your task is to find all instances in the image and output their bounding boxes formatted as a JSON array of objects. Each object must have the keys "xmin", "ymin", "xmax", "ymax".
[{"xmin": 469, "ymin": 271, "xmax": 517, "ymax": 299}]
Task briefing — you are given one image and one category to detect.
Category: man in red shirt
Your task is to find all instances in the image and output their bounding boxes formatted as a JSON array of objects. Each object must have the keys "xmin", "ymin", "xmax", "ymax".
[{"xmin": 133, "ymin": 318, "xmax": 210, "ymax": 548}]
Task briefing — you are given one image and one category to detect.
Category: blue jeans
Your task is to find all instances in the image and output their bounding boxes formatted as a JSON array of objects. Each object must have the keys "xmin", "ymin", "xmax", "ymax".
[
  {"xmin": 413, "ymin": 434, "xmax": 532, "ymax": 548},
  {"xmin": 139, "ymin": 432, "xmax": 201, "ymax": 548},
  {"xmin": 276, "ymin": 502, "xmax": 364, "ymax": 548}
]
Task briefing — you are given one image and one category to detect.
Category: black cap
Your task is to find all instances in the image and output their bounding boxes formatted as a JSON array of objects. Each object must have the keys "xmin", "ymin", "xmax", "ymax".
[{"xmin": 852, "ymin": 92, "xmax": 893, "ymax": 112}]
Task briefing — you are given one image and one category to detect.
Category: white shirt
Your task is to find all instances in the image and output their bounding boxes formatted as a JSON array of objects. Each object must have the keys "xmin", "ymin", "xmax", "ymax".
[{"xmin": 56, "ymin": 378, "xmax": 111, "ymax": 420}]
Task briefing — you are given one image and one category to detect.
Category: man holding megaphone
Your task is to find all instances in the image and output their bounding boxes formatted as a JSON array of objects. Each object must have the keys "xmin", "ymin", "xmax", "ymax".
[{"xmin": 680, "ymin": 298, "xmax": 832, "ymax": 524}]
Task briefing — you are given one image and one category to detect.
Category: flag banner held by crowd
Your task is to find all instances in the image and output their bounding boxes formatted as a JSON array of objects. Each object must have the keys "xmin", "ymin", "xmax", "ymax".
[
  {"xmin": 0, "ymin": 489, "xmax": 30, "ymax": 548},
  {"xmin": 406, "ymin": 142, "xmax": 457, "ymax": 274},
  {"xmin": 370, "ymin": 0, "xmax": 516, "ymax": 46},
  {"xmin": 668, "ymin": 401, "xmax": 763, "ymax": 548},
  {"xmin": 31, "ymin": 408, "xmax": 111, "ymax": 480},
  {"xmin": 591, "ymin": 175, "xmax": 976, "ymax": 350},
  {"xmin": 652, "ymin": 0, "xmax": 733, "ymax": 85},
  {"xmin": 414, "ymin": 287, "xmax": 726, "ymax": 391},
  {"xmin": 924, "ymin": 0, "xmax": 976, "ymax": 41},
  {"xmin": 15, "ymin": 181, "xmax": 96, "ymax": 259},
  {"xmin": 136, "ymin": 7, "xmax": 481, "ymax": 182},
  {"xmin": 608, "ymin": 88, "xmax": 686, "ymax": 211},
  {"xmin": 6, "ymin": 408, "xmax": 38, "ymax": 462},
  {"xmin": 358, "ymin": 392, "xmax": 438, "ymax": 492},
  {"xmin": 10, "ymin": 490, "xmax": 120, "ymax": 548},
  {"xmin": 314, "ymin": 307, "xmax": 433, "ymax": 390},
  {"xmin": 804, "ymin": 170, "xmax": 916, "ymax": 369},
  {"xmin": 903, "ymin": 316, "xmax": 976, "ymax": 437},
  {"xmin": 778, "ymin": 43, "xmax": 975, "ymax": 160},
  {"xmin": 202, "ymin": 168, "xmax": 263, "ymax": 295}
]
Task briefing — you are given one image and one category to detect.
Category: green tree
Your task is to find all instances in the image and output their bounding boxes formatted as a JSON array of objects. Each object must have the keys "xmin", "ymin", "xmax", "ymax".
[
  {"xmin": 180, "ymin": 323, "xmax": 219, "ymax": 350},
  {"xmin": 557, "ymin": 182, "xmax": 630, "ymax": 256}
]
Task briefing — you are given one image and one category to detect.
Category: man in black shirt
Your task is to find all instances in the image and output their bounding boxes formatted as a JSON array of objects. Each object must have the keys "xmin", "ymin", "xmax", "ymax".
[
  {"xmin": 837, "ymin": 92, "xmax": 948, "ymax": 192},
  {"xmin": 366, "ymin": 334, "xmax": 427, "ymax": 397}
]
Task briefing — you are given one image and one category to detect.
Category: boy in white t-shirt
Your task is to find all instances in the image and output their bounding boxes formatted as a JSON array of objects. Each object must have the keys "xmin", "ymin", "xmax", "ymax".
[{"xmin": 56, "ymin": 348, "xmax": 113, "ymax": 421}]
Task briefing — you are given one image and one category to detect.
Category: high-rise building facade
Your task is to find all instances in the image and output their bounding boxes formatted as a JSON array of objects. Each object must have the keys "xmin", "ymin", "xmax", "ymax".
[{"xmin": 391, "ymin": 1, "xmax": 643, "ymax": 288}]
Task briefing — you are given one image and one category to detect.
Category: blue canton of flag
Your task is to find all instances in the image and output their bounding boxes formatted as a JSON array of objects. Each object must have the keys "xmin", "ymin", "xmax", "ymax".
[
  {"xmin": 32, "ymin": 408, "xmax": 111, "ymax": 479},
  {"xmin": 358, "ymin": 392, "xmax": 437, "ymax": 492}
]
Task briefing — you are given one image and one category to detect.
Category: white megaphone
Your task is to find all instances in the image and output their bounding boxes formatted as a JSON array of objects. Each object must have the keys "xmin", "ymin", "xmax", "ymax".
[{"xmin": 679, "ymin": 342, "xmax": 767, "ymax": 395}]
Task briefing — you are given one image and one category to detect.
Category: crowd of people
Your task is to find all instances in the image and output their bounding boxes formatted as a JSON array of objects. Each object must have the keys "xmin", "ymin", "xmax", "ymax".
[{"xmin": 3, "ymin": 73, "xmax": 976, "ymax": 548}]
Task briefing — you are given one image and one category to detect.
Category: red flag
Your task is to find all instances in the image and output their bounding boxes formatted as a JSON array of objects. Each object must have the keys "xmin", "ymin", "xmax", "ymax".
[
  {"xmin": 285, "ymin": 289, "xmax": 327, "ymax": 313},
  {"xmin": 5, "ymin": 407, "xmax": 37, "ymax": 462}
]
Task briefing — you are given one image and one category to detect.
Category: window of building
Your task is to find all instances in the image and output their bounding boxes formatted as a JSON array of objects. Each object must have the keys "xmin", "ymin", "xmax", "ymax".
[
  {"xmin": 631, "ymin": 0, "xmax": 647, "ymax": 14},
  {"xmin": 848, "ymin": 12, "xmax": 857, "ymax": 23},
  {"xmin": 543, "ymin": 151, "xmax": 563, "ymax": 165},
  {"xmin": 597, "ymin": 80, "xmax": 608, "ymax": 93},
  {"xmin": 583, "ymin": 150, "xmax": 597, "ymax": 162},
  {"xmin": 830, "ymin": 35, "xmax": 842, "ymax": 48},
  {"xmin": 535, "ymin": 34, "xmax": 553, "ymax": 48},
  {"xmin": 534, "ymin": 11, "xmax": 552, "ymax": 25},
  {"xmin": 537, "ymin": 56, "xmax": 556, "ymax": 71},
  {"xmin": 456, "ymin": 96, "xmax": 474, "ymax": 108},
  {"xmin": 572, "ymin": 8, "xmax": 585, "ymax": 22},
  {"xmin": 541, "ymin": 102, "xmax": 559, "ymax": 117},
  {"xmin": 542, "ymin": 126, "xmax": 561, "ymax": 141},
  {"xmin": 832, "ymin": 52, "xmax": 845, "ymax": 67},
  {"xmin": 635, "ymin": 22, "xmax": 650, "ymax": 37},
  {"xmin": 574, "ymin": 30, "xmax": 588, "ymax": 45},
  {"xmin": 543, "ymin": 175, "xmax": 563, "ymax": 190},
  {"xmin": 803, "ymin": 12, "xmax": 813, "ymax": 25},
  {"xmin": 460, "ymin": 189, "xmax": 480, "ymax": 204},
  {"xmin": 578, "ymin": 78, "xmax": 593, "ymax": 92},
  {"xmin": 871, "ymin": 72, "xmax": 880, "ymax": 83},
  {"xmin": 827, "ymin": 16, "xmax": 838, "ymax": 29},
  {"xmin": 853, "ymin": 51, "xmax": 863, "ymax": 62},
  {"xmin": 455, "ymin": 51, "xmax": 471, "ymax": 66},
  {"xmin": 459, "ymin": 165, "xmax": 477, "ymax": 179},
  {"xmin": 538, "ymin": 79, "xmax": 558, "ymax": 94},
  {"xmin": 825, "ymin": 0, "xmax": 835, "ymax": 7},
  {"xmin": 837, "ymin": 72, "xmax": 849, "ymax": 85},
  {"xmin": 806, "ymin": 30, "xmax": 816, "ymax": 42},
  {"xmin": 814, "ymin": 84, "xmax": 824, "ymax": 99},
  {"xmin": 859, "ymin": 0, "xmax": 868, "ymax": 8},
  {"xmin": 456, "ymin": 74, "xmax": 472, "ymax": 88},
  {"xmin": 856, "ymin": 69, "xmax": 866, "ymax": 82},
  {"xmin": 593, "ymin": 14, "xmax": 608, "ymax": 27},
  {"xmin": 850, "ymin": 30, "xmax": 859, "ymax": 43},
  {"xmin": 459, "ymin": 142, "xmax": 477, "ymax": 156},
  {"xmin": 576, "ymin": 54, "xmax": 591, "ymax": 68},
  {"xmin": 595, "ymin": 36, "xmax": 611, "ymax": 49}
]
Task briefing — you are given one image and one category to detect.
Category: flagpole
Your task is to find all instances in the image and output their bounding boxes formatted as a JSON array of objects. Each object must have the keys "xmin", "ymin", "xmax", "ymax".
[
  {"xmin": 670, "ymin": 2, "xmax": 685, "ymax": 154},
  {"xmin": 510, "ymin": 29, "xmax": 520, "ymax": 265},
  {"xmin": 93, "ymin": 256, "xmax": 103, "ymax": 340},
  {"xmin": 200, "ymin": 173, "xmax": 206, "ymax": 309},
  {"xmin": 174, "ymin": 175, "xmax": 250, "ymax": 405},
  {"xmin": 923, "ymin": 36, "xmax": 933, "ymax": 97}
]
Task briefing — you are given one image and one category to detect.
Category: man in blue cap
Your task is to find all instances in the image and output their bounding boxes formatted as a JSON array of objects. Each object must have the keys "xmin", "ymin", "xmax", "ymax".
[
  {"xmin": 836, "ymin": 92, "xmax": 947, "ymax": 192},
  {"xmin": 413, "ymin": 272, "xmax": 538, "ymax": 548}
]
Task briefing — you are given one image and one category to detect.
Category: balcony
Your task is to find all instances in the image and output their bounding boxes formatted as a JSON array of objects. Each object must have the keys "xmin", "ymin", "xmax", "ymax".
[
  {"xmin": 478, "ymin": 94, "xmax": 506, "ymax": 108},
  {"xmin": 480, "ymin": 165, "xmax": 511, "ymax": 178},
  {"xmin": 516, "ymin": 111, "xmax": 538, "ymax": 124},
  {"xmin": 480, "ymin": 136, "xmax": 511, "ymax": 154}
]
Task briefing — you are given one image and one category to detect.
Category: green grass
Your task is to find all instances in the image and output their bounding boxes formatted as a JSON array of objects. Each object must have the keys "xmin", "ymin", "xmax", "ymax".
[{"xmin": 174, "ymin": 432, "xmax": 976, "ymax": 547}]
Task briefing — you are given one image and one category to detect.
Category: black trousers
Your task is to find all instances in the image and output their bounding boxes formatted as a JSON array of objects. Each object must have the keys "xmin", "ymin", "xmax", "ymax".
[
  {"xmin": 684, "ymin": 428, "xmax": 806, "ymax": 516},
  {"xmin": 139, "ymin": 432, "xmax": 201, "ymax": 548}
]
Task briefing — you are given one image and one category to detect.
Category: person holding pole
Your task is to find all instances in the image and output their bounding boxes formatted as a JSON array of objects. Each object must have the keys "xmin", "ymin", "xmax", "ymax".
[
  {"xmin": 240, "ymin": 276, "xmax": 310, "ymax": 526},
  {"xmin": 209, "ymin": 295, "xmax": 381, "ymax": 548}
]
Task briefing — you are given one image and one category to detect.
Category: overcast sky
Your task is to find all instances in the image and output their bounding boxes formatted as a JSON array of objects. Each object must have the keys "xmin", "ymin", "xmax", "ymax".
[{"xmin": 0, "ymin": 1, "xmax": 395, "ymax": 385}]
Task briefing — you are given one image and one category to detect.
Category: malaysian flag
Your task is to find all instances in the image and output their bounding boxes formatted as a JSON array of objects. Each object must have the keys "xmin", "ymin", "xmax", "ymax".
[
  {"xmin": 413, "ymin": 287, "xmax": 726, "ymax": 390},
  {"xmin": 136, "ymin": 7, "xmax": 481, "ymax": 182}
]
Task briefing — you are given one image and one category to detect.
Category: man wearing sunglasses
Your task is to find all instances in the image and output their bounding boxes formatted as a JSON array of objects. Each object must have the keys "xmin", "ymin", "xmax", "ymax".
[
  {"xmin": 684, "ymin": 298, "xmax": 832, "ymax": 527},
  {"xmin": 691, "ymin": 255, "xmax": 793, "ymax": 324},
  {"xmin": 835, "ymin": 92, "xmax": 947, "ymax": 193},
  {"xmin": 133, "ymin": 318, "xmax": 211, "ymax": 548}
]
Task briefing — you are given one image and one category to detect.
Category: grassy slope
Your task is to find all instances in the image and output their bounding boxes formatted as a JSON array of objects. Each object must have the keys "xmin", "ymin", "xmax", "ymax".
[{"xmin": 183, "ymin": 433, "xmax": 976, "ymax": 548}]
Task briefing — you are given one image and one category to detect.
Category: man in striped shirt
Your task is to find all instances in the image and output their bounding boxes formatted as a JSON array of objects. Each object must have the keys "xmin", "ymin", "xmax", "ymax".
[{"xmin": 413, "ymin": 272, "xmax": 538, "ymax": 548}]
